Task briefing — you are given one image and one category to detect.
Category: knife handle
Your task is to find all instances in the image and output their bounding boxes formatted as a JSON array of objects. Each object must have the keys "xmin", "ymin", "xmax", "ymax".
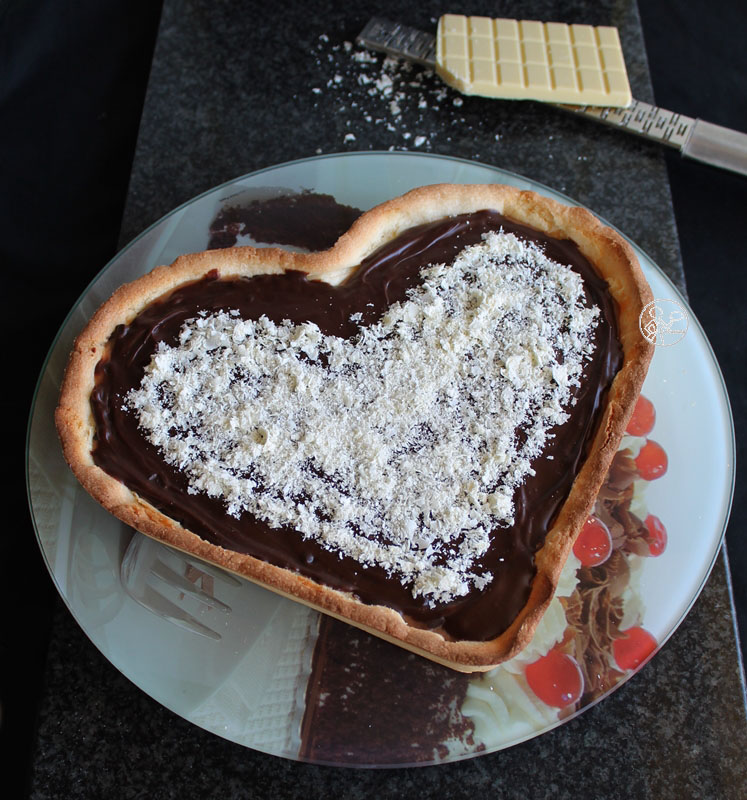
[{"xmin": 682, "ymin": 119, "xmax": 747, "ymax": 177}]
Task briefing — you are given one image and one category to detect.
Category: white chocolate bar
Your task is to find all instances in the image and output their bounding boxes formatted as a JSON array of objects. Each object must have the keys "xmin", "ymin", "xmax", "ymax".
[{"xmin": 436, "ymin": 14, "xmax": 632, "ymax": 107}]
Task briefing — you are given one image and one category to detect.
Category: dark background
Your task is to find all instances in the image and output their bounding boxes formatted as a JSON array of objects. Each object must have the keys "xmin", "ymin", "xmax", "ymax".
[{"xmin": 2, "ymin": 0, "xmax": 745, "ymax": 792}]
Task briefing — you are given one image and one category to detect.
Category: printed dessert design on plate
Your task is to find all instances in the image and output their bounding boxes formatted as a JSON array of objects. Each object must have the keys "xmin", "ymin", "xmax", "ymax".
[
  {"xmin": 297, "ymin": 394, "xmax": 667, "ymax": 762},
  {"xmin": 208, "ymin": 188, "xmax": 363, "ymax": 252},
  {"xmin": 463, "ymin": 393, "xmax": 667, "ymax": 746},
  {"xmin": 55, "ymin": 183, "xmax": 653, "ymax": 671}
]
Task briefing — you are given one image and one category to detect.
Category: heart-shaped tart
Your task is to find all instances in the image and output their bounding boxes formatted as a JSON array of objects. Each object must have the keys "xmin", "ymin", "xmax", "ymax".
[{"xmin": 56, "ymin": 184, "xmax": 653, "ymax": 671}]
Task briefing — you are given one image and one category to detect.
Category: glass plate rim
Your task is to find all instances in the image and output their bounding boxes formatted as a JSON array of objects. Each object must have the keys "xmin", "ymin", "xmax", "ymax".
[{"xmin": 25, "ymin": 151, "xmax": 737, "ymax": 768}]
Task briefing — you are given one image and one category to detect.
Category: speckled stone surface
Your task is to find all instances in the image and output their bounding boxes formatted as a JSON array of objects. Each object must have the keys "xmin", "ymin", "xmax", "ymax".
[
  {"xmin": 30, "ymin": 1, "xmax": 746, "ymax": 797},
  {"xmin": 118, "ymin": 0, "xmax": 685, "ymax": 294},
  {"xmin": 28, "ymin": 556, "xmax": 747, "ymax": 798}
]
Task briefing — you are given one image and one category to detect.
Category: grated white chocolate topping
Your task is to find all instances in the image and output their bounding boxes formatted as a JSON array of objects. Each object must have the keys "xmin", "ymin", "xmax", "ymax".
[{"xmin": 125, "ymin": 231, "xmax": 599, "ymax": 604}]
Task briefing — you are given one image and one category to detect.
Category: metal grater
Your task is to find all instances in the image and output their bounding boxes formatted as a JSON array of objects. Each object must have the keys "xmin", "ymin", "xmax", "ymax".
[{"xmin": 357, "ymin": 17, "xmax": 747, "ymax": 177}]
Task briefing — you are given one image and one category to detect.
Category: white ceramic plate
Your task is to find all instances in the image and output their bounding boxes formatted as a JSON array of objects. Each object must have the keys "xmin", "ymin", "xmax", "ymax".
[{"xmin": 27, "ymin": 152, "xmax": 734, "ymax": 766}]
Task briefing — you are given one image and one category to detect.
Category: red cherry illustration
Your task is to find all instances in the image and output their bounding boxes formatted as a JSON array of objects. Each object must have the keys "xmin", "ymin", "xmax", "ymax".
[
  {"xmin": 634, "ymin": 440, "xmax": 668, "ymax": 481},
  {"xmin": 525, "ymin": 649, "xmax": 584, "ymax": 708},
  {"xmin": 626, "ymin": 395, "xmax": 656, "ymax": 437},
  {"xmin": 613, "ymin": 626, "xmax": 657, "ymax": 670},
  {"xmin": 573, "ymin": 515, "xmax": 613, "ymax": 567},
  {"xmin": 644, "ymin": 514, "xmax": 668, "ymax": 557}
]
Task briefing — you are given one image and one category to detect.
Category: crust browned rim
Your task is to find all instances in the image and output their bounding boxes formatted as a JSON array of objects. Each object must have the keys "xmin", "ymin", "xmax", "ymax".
[{"xmin": 55, "ymin": 183, "xmax": 654, "ymax": 671}]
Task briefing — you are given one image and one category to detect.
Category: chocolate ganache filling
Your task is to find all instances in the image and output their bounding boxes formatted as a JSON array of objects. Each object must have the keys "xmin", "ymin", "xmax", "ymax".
[{"xmin": 91, "ymin": 210, "xmax": 622, "ymax": 641}]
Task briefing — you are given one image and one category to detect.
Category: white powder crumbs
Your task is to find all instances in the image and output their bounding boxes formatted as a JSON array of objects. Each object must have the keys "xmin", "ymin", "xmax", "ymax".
[
  {"xmin": 351, "ymin": 49, "xmax": 377, "ymax": 63},
  {"xmin": 126, "ymin": 232, "xmax": 599, "ymax": 605},
  {"xmin": 310, "ymin": 36, "xmax": 496, "ymax": 149}
]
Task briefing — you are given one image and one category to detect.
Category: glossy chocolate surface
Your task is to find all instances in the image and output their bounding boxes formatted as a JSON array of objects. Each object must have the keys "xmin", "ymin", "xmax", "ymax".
[{"xmin": 91, "ymin": 210, "xmax": 622, "ymax": 641}]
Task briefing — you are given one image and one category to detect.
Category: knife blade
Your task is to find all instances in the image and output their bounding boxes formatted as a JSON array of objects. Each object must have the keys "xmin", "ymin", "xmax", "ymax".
[{"xmin": 356, "ymin": 17, "xmax": 747, "ymax": 177}]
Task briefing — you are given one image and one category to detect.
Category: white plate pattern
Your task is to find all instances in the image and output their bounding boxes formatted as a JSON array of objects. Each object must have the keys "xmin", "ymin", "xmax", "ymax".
[{"xmin": 27, "ymin": 153, "xmax": 734, "ymax": 766}]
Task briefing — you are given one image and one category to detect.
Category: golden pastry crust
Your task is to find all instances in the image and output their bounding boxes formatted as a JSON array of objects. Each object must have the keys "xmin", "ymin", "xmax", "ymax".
[{"xmin": 56, "ymin": 183, "xmax": 653, "ymax": 671}]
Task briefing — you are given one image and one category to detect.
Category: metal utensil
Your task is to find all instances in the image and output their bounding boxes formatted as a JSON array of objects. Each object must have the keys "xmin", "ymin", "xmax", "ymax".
[
  {"xmin": 121, "ymin": 532, "xmax": 244, "ymax": 640},
  {"xmin": 357, "ymin": 17, "xmax": 747, "ymax": 177}
]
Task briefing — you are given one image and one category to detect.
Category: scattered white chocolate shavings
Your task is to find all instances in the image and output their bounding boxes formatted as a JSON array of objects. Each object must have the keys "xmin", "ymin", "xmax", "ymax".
[
  {"xmin": 125, "ymin": 232, "xmax": 599, "ymax": 604},
  {"xmin": 310, "ymin": 34, "xmax": 479, "ymax": 150}
]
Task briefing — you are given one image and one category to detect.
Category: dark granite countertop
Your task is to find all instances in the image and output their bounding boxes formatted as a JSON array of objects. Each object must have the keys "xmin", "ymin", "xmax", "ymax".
[{"xmin": 13, "ymin": 0, "xmax": 746, "ymax": 797}]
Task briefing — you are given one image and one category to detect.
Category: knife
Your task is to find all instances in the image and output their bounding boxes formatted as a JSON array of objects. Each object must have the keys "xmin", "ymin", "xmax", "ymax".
[{"xmin": 357, "ymin": 17, "xmax": 747, "ymax": 178}]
